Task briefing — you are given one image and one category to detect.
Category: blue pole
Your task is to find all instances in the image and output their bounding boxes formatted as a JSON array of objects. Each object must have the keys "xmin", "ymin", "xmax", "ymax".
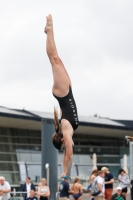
[{"xmin": 41, "ymin": 118, "xmax": 58, "ymax": 200}]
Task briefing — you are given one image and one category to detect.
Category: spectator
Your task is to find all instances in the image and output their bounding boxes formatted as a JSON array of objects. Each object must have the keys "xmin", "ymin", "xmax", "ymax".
[
  {"xmin": 59, "ymin": 175, "xmax": 73, "ymax": 200},
  {"xmin": 37, "ymin": 178, "xmax": 50, "ymax": 200},
  {"xmin": 93, "ymin": 171, "xmax": 105, "ymax": 200},
  {"xmin": 111, "ymin": 186, "xmax": 125, "ymax": 200},
  {"xmin": 71, "ymin": 178, "xmax": 83, "ymax": 200},
  {"xmin": 101, "ymin": 167, "xmax": 114, "ymax": 200},
  {"xmin": 22, "ymin": 177, "xmax": 36, "ymax": 200},
  {"xmin": 26, "ymin": 190, "xmax": 37, "ymax": 200},
  {"xmin": 88, "ymin": 169, "xmax": 98, "ymax": 200},
  {"xmin": 118, "ymin": 169, "xmax": 130, "ymax": 198},
  {"xmin": 0, "ymin": 176, "xmax": 11, "ymax": 200}
]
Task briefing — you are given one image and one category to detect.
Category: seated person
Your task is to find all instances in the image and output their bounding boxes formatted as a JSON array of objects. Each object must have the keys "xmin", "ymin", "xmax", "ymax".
[
  {"xmin": 111, "ymin": 187, "xmax": 126, "ymax": 200},
  {"xmin": 26, "ymin": 190, "xmax": 37, "ymax": 200}
]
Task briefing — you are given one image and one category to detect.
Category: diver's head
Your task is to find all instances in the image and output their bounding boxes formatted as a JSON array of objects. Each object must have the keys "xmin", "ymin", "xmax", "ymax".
[{"xmin": 52, "ymin": 132, "xmax": 63, "ymax": 150}]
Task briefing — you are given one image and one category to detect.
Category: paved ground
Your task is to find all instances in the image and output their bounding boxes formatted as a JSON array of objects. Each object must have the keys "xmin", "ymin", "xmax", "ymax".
[
  {"xmin": 69, "ymin": 193, "xmax": 130, "ymax": 199},
  {"xmin": 82, "ymin": 193, "xmax": 130, "ymax": 200}
]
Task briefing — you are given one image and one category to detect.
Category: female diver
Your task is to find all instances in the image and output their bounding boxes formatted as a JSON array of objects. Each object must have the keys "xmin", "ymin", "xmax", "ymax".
[{"xmin": 44, "ymin": 14, "xmax": 78, "ymax": 178}]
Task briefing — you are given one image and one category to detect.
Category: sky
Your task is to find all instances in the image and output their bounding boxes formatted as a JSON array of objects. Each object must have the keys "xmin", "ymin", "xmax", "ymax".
[{"xmin": 0, "ymin": 0, "xmax": 133, "ymax": 120}]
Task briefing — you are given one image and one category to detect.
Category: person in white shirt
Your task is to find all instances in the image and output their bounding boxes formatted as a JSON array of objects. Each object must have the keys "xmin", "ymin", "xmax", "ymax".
[
  {"xmin": 22, "ymin": 177, "xmax": 36, "ymax": 200},
  {"xmin": 0, "ymin": 176, "xmax": 11, "ymax": 200},
  {"xmin": 94, "ymin": 171, "xmax": 105, "ymax": 200}
]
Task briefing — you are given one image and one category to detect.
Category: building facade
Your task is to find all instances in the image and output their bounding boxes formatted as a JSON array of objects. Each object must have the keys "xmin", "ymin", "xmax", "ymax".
[{"xmin": 0, "ymin": 106, "xmax": 133, "ymax": 186}]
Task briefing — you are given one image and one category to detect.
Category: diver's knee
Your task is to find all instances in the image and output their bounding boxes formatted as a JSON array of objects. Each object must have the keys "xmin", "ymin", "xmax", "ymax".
[
  {"xmin": 51, "ymin": 55, "xmax": 62, "ymax": 65},
  {"xmin": 67, "ymin": 154, "xmax": 73, "ymax": 160}
]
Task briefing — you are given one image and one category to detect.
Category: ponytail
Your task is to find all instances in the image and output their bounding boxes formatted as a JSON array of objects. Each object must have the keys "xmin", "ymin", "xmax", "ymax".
[
  {"xmin": 54, "ymin": 106, "xmax": 60, "ymax": 133},
  {"xmin": 52, "ymin": 107, "xmax": 63, "ymax": 150}
]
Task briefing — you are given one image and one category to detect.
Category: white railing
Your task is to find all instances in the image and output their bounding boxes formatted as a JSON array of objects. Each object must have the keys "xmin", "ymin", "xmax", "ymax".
[
  {"xmin": 55, "ymin": 192, "xmax": 60, "ymax": 200},
  {"xmin": 10, "ymin": 191, "xmax": 28, "ymax": 198}
]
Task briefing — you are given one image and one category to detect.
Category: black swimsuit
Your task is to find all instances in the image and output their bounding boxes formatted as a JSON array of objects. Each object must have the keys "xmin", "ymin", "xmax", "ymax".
[{"xmin": 53, "ymin": 86, "xmax": 78, "ymax": 131}]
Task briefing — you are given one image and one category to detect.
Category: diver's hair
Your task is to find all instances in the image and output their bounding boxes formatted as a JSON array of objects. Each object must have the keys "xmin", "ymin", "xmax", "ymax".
[
  {"xmin": 52, "ymin": 106, "xmax": 63, "ymax": 150},
  {"xmin": 52, "ymin": 133, "xmax": 63, "ymax": 150},
  {"xmin": 54, "ymin": 106, "xmax": 60, "ymax": 133}
]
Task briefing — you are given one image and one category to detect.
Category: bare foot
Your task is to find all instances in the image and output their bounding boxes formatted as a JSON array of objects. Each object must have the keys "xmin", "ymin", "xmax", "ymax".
[{"xmin": 44, "ymin": 14, "xmax": 53, "ymax": 34}]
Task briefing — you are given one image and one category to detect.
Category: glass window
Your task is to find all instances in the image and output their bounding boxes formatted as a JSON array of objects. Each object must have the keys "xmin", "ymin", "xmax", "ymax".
[
  {"xmin": 26, "ymin": 164, "xmax": 41, "ymax": 182},
  {"xmin": 78, "ymin": 166, "xmax": 92, "ymax": 177},
  {"xmin": 119, "ymin": 147, "xmax": 129, "ymax": 155},
  {"xmin": 12, "ymin": 130, "xmax": 29, "ymax": 137},
  {"xmin": 97, "ymin": 156, "xmax": 120, "ymax": 163},
  {"xmin": 0, "ymin": 153, "xmax": 17, "ymax": 161},
  {"xmin": 19, "ymin": 163, "xmax": 27, "ymax": 182},
  {"xmin": 108, "ymin": 165, "xmax": 121, "ymax": 179},
  {"xmin": 2, "ymin": 172, "xmax": 20, "ymax": 184},
  {"xmin": 74, "ymin": 147, "xmax": 82, "ymax": 153},
  {"xmin": 96, "ymin": 147, "xmax": 119, "ymax": 155},
  {"xmin": 30, "ymin": 146, "xmax": 41, "ymax": 152},
  {"xmin": 18, "ymin": 138, "xmax": 30, "ymax": 143},
  {"xmin": 0, "ymin": 144, "xmax": 11, "ymax": 152},
  {"xmin": 0, "ymin": 163, "xmax": 19, "ymax": 171},
  {"xmin": 58, "ymin": 165, "xmax": 61, "ymax": 178},
  {"xmin": 15, "ymin": 146, "xmax": 31, "ymax": 153},
  {"xmin": 73, "ymin": 154, "xmax": 79, "ymax": 163},
  {"xmin": 30, "ymin": 138, "xmax": 41, "ymax": 144},
  {"xmin": 0, "ymin": 137, "xmax": 9, "ymax": 143},
  {"xmin": 101, "ymin": 141, "xmax": 118, "ymax": 146},
  {"xmin": 58, "ymin": 153, "xmax": 63, "ymax": 163},
  {"xmin": 31, "ymin": 153, "xmax": 41, "ymax": 162},
  {"xmin": 19, "ymin": 153, "xmax": 31, "ymax": 162},
  {"xmin": 28, "ymin": 132, "xmax": 40, "ymax": 137},
  {"xmin": 71, "ymin": 165, "xmax": 77, "ymax": 177},
  {"xmin": 78, "ymin": 155, "xmax": 92, "ymax": 164}
]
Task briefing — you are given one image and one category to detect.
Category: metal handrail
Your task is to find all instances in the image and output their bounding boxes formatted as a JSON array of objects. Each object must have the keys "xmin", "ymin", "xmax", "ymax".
[
  {"xmin": 55, "ymin": 192, "xmax": 60, "ymax": 200},
  {"xmin": 10, "ymin": 190, "xmax": 38, "ymax": 197},
  {"xmin": 8, "ymin": 190, "xmax": 51, "ymax": 200}
]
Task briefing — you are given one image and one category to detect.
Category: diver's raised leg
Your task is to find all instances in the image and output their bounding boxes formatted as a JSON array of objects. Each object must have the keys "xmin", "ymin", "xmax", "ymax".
[{"xmin": 45, "ymin": 15, "xmax": 71, "ymax": 96}]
